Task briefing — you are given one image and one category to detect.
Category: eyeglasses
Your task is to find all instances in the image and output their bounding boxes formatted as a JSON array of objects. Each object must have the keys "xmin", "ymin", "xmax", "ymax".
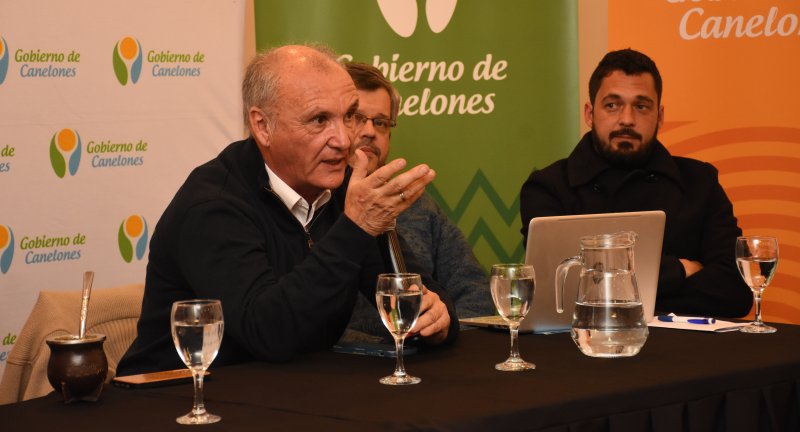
[{"xmin": 353, "ymin": 112, "xmax": 396, "ymax": 133}]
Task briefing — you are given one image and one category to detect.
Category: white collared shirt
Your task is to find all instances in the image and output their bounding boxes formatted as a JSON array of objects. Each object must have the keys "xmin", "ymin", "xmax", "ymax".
[{"xmin": 265, "ymin": 163, "xmax": 331, "ymax": 228}]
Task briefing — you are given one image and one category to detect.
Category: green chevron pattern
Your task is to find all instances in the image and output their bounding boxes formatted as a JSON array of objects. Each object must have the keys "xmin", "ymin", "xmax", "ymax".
[
  {"xmin": 427, "ymin": 169, "xmax": 519, "ymax": 225},
  {"xmin": 466, "ymin": 218, "xmax": 525, "ymax": 263},
  {"xmin": 427, "ymin": 169, "xmax": 525, "ymax": 269}
]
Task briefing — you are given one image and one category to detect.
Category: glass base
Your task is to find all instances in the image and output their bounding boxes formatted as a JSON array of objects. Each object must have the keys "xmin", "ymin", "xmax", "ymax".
[
  {"xmin": 495, "ymin": 357, "xmax": 536, "ymax": 371},
  {"xmin": 176, "ymin": 412, "xmax": 221, "ymax": 425},
  {"xmin": 740, "ymin": 322, "xmax": 777, "ymax": 334},
  {"xmin": 379, "ymin": 374, "xmax": 421, "ymax": 385}
]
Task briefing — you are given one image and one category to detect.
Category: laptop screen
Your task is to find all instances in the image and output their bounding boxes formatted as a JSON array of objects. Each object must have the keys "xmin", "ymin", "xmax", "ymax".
[
  {"xmin": 460, "ymin": 211, "xmax": 666, "ymax": 334},
  {"xmin": 519, "ymin": 210, "xmax": 665, "ymax": 333}
]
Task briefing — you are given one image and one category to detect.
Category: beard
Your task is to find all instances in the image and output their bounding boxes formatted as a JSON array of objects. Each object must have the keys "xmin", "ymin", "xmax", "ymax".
[{"xmin": 591, "ymin": 125, "xmax": 658, "ymax": 168}]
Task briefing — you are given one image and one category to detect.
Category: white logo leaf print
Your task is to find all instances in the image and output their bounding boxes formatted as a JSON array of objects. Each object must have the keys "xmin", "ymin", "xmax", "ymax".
[
  {"xmin": 426, "ymin": 0, "xmax": 457, "ymax": 33},
  {"xmin": 377, "ymin": 0, "xmax": 458, "ymax": 37},
  {"xmin": 377, "ymin": 0, "xmax": 418, "ymax": 38}
]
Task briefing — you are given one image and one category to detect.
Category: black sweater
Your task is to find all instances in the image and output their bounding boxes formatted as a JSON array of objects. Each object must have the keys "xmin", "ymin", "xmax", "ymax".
[{"xmin": 117, "ymin": 137, "xmax": 457, "ymax": 375}]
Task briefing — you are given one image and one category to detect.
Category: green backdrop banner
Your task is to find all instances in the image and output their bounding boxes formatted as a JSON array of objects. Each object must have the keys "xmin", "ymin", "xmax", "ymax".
[{"xmin": 254, "ymin": 0, "xmax": 579, "ymax": 270}]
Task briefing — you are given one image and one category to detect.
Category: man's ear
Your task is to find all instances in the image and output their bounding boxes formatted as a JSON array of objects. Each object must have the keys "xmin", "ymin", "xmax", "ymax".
[
  {"xmin": 657, "ymin": 105, "xmax": 665, "ymax": 129},
  {"xmin": 248, "ymin": 106, "xmax": 271, "ymax": 148},
  {"xmin": 583, "ymin": 102, "xmax": 594, "ymax": 129}
]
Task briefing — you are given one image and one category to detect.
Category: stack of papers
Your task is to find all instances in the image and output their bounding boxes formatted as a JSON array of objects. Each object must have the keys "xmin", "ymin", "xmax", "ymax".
[{"xmin": 648, "ymin": 314, "xmax": 748, "ymax": 332}]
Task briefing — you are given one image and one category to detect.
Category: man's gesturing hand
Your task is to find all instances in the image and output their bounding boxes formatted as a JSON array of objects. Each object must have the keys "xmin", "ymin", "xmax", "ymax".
[{"xmin": 345, "ymin": 149, "xmax": 436, "ymax": 236}]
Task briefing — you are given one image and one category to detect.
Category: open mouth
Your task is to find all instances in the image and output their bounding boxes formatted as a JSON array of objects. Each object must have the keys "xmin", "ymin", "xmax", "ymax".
[{"xmin": 322, "ymin": 158, "xmax": 345, "ymax": 167}]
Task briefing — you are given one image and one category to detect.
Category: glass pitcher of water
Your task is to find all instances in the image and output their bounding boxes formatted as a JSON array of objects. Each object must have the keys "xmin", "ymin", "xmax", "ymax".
[{"xmin": 555, "ymin": 231, "xmax": 648, "ymax": 358}]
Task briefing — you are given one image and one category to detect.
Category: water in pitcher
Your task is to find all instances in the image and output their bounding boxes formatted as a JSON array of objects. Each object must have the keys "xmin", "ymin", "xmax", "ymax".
[
  {"xmin": 572, "ymin": 299, "xmax": 648, "ymax": 358},
  {"xmin": 556, "ymin": 233, "xmax": 649, "ymax": 358}
]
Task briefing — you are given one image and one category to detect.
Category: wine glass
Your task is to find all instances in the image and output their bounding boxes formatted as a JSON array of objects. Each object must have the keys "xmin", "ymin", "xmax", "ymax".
[
  {"xmin": 490, "ymin": 264, "xmax": 536, "ymax": 371},
  {"xmin": 171, "ymin": 299, "xmax": 225, "ymax": 424},
  {"xmin": 736, "ymin": 236, "xmax": 779, "ymax": 333},
  {"xmin": 375, "ymin": 273, "xmax": 424, "ymax": 385}
]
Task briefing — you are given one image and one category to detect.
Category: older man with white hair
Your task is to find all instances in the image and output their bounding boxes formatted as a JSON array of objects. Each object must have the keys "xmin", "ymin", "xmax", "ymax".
[{"xmin": 117, "ymin": 45, "xmax": 456, "ymax": 376}]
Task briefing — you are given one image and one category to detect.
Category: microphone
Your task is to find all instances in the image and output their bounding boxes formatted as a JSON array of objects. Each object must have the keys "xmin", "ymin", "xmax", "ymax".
[{"xmin": 377, "ymin": 227, "xmax": 407, "ymax": 273}]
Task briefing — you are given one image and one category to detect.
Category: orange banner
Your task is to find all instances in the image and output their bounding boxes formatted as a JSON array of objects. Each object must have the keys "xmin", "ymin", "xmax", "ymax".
[{"xmin": 608, "ymin": 0, "xmax": 800, "ymax": 323}]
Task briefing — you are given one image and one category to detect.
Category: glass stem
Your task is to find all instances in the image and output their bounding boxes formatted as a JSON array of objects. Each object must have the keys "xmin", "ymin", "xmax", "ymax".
[
  {"xmin": 393, "ymin": 335, "xmax": 407, "ymax": 377},
  {"xmin": 753, "ymin": 290, "xmax": 764, "ymax": 325},
  {"xmin": 509, "ymin": 323, "xmax": 521, "ymax": 360},
  {"xmin": 192, "ymin": 369, "xmax": 207, "ymax": 416}
]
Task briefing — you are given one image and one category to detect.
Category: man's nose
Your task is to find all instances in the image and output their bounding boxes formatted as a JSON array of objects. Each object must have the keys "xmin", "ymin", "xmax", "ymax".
[
  {"xmin": 329, "ymin": 119, "xmax": 352, "ymax": 150},
  {"xmin": 618, "ymin": 105, "xmax": 635, "ymax": 126},
  {"xmin": 358, "ymin": 119, "xmax": 377, "ymax": 137}
]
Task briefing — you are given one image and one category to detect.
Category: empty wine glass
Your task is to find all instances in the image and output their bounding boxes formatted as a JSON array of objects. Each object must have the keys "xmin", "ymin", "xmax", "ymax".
[
  {"xmin": 490, "ymin": 264, "xmax": 536, "ymax": 371},
  {"xmin": 375, "ymin": 273, "xmax": 424, "ymax": 385},
  {"xmin": 171, "ymin": 299, "xmax": 224, "ymax": 424},
  {"xmin": 736, "ymin": 236, "xmax": 779, "ymax": 333}
]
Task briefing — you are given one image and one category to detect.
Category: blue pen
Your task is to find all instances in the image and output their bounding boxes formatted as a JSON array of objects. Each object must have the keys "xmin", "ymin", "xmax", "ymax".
[{"xmin": 657, "ymin": 315, "xmax": 716, "ymax": 325}]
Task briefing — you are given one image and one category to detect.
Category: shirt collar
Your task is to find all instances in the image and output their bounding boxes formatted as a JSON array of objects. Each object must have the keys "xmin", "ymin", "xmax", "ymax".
[
  {"xmin": 567, "ymin": 132, "xmax": 684, "ymax": 190},
  {"xmin": 264, "ymin": 163, "xmax": 331, "ymax": 227}
]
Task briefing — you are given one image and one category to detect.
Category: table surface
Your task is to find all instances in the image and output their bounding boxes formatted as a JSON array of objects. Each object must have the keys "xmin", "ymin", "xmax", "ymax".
[{"xmin": 2, "ymin": 324, "xmax": 799, "ymax": 431}]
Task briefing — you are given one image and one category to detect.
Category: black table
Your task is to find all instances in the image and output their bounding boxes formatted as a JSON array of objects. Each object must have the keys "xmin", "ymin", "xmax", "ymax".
[{"xmin": 2, "ymin": 325, "xmax": 799, "ymax": 431}]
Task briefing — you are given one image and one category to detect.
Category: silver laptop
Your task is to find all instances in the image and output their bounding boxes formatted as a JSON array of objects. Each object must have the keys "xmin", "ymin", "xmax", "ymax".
[{"xmin": 460, "ymin": 211, "xmax": 665, "ymax": 334}]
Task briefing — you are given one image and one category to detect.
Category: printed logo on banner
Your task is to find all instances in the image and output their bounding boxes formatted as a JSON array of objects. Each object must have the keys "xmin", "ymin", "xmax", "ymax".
[
  {"xmin": 18, "ymin": 231, "xmax": 84, "ymax": 265},
  {"xmin": 113, "ymin": 36, "xmax": 143, "ymax": 85},
  {"xmin": 339, "ymin": 0, "xmax": 504, "ymax": 119},
  {"xmin": 12, "ymin": 42, "xmax": 80, "ymax": 79},
  {"xmin": 377, "ymin": 0, "xmax": 457, "ymax": 37},
  {"xmin": 87, "ymin": 137, "xmax": 148, "ymax": 169},
  {"xmin": 0, "ymin": 225, "xmax": 14, "ymax": 275},
  {"xmin": 118, "ymin": 215, "xmax": 148, "ymax": 263},
  {"xmin": 112, "ymin": 36, "xmax": 207, "ymax": 84},
  {"xmin": 0, "ymin": 37, "xmax": 9, "ymax": 85},
  {"xmin": 49, "ymin": 128, "xmax": 82, "ymax": 178},
  {"xmin": 50, "ymin": 130, "xmax": 149, "ymax": 171}
]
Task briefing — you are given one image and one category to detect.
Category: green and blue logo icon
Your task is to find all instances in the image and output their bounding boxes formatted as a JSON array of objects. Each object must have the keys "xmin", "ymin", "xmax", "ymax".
[
  {"xmin": 113, "ymin": 36, "xmax": 142, "ymax": 85},
  {"xmin": 0, "ymin": 36, "xmax": 9, "ymax": 85},
  {"xmin": 49, "ymin": 128, "xmax": 81, "ymax": 178},
  {"xmin": 0, "ymin": 225, "xmax": 14, "ymax": 274},
  {"xmin": 118, "ymin": 215, "xmax": 148, "ymax": 263}
]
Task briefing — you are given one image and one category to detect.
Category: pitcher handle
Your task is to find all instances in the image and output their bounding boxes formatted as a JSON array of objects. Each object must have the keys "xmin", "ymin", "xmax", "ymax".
[{"xmin": 555, "ymin": 256, "xmax": 580, "ymax": 313}]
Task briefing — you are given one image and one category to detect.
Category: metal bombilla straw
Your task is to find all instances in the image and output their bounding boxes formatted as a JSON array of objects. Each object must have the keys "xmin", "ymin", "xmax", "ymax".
[{"xmin": 79, "ymin": 271, "xmax": 94, "ymax": 339}]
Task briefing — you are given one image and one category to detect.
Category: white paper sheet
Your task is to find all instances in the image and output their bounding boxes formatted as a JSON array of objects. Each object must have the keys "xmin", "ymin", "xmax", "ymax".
[{"xmin": 648, "ymin": 315, "xmax": 749, "ymax": 332}]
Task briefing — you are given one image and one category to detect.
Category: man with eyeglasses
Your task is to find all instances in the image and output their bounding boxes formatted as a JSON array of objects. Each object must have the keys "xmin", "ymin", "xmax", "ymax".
[
  {"xmin": 117, "ymin": 46, "xmax": 457, "ymax": 376},
  {"xmin": 341, "ymin": 62, "xmax": 494, "ymax": 342}
]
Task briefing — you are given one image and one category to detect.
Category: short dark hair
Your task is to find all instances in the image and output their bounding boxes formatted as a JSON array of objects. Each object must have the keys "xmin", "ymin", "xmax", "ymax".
[
  {"xmin": 588, "ymin": 48, "xmax": 662, "ymax": 105},
  {"xmin": 345, "ymin": 62, "xmax": 401, "ymax": 122}
]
